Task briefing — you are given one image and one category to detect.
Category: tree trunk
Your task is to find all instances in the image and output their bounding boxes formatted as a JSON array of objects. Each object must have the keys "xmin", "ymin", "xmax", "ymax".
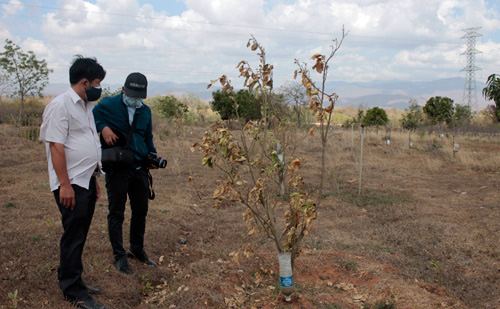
[
  {"xmin": 18, "ymin": 94, "xmax": 24, "ymax": 125},
  {"xmin": 317, "ymin": 136, "xmax": 326, "ymax": 208}
]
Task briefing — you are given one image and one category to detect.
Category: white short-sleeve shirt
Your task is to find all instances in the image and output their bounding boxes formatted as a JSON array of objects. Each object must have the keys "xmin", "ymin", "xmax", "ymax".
[{"xmin": 40, "ymin": 87, "xmax": 101, "ymax": 191}]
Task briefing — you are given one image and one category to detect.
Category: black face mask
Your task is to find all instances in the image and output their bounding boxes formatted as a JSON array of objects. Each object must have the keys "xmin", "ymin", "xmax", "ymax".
[{"xmin": 85, "ymin": 85, "xmax": 102, "ymax": 102}]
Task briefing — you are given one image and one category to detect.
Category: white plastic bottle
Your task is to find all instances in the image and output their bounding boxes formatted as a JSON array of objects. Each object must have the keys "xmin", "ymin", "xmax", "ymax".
[{"xmin": 278, "ymin": 252, "xmax": 294, "ymax": 301}]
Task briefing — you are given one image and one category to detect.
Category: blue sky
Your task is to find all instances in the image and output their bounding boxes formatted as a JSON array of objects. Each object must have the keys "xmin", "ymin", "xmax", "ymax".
[{"xmin": 1, "ymin": 0, "xmax": 499, "ymax": 88}]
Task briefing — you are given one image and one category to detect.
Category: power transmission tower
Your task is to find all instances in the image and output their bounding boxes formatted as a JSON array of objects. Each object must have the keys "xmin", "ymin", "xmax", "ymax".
[{"xmin": 460, "ymin": 27, "xmax": 482, "ymax": 111}]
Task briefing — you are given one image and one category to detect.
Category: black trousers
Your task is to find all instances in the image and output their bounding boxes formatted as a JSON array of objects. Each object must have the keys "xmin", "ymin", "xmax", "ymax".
[
  {"xmin": 54, "ymin": 177, "xmax": 96, "ymax": 301},
  {"xmin": 105, "ymin": 167, "xmax": 149, "ymax": 260}
]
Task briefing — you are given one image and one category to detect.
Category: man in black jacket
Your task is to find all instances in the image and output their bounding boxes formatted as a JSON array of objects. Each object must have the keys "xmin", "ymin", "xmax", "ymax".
[{"xmin": 93, "ymin": 72, "xmax": 161, "ymax": 275}]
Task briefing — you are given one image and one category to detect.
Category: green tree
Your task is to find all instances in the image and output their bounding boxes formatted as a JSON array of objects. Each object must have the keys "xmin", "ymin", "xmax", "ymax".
[
  {"xmin": 400, "ymin": 99, "xmax": 424, "ymax": 148},
  {"xmin": 482, "ymin": 74, "xmax": 500, "ymax": 122},
  {"xmin": 450, "ymin": 104, "xmax": 472, "ymax": 130},
  {"xmin": 210, "ymin": 89, "xmax": 234, "ymax": 120},
  {"xmin": 0, "ymin": 39, "xmax": 52, "ymax": 123},
  {"xmin": 363, "ymin": 106, "xmax": 389, "ymax": 128},
  {"xmin": 400, "ymin": 99, "xmax": 424, "ymax": 132},
  {"xmin": 210, "ymin": 89, "xmax": 261, "ymax": 122},
  {"xmin": 154, "ymin": 95, "xmax": 188, "ymax": 119},
  {"xmin": 423, "ymin": 96, "xmax": 454, "ymax": 125}
]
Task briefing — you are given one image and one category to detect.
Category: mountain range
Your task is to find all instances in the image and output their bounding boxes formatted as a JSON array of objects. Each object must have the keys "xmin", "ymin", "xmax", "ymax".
[{"xmin": 44, "ymin": 77, "xmax": 489, "ymax": 110}]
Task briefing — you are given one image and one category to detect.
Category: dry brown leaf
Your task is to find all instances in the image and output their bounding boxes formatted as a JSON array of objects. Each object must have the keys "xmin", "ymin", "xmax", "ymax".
[
  {"xmin": 291, "ymin": 159, "xmax": 302, "ymax": 171},
  {"xmin": 308, "ymin": 126, "xmax": 317, "ymax": 136}
]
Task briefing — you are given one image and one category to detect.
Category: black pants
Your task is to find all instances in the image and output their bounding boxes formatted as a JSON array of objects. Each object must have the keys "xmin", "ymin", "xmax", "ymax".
[
  {"xmin": 105, "ymin": 167, "xmax": 149, "ymax": 260},
  {"xmin": 54, "ymin": 177, "xmax": 96, "ymax": 301}
]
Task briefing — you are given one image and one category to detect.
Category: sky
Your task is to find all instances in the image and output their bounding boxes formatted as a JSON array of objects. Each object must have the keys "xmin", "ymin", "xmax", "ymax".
[{"xmin": 0, "ymin": 0, "xmax": 499, "ymax": 89}]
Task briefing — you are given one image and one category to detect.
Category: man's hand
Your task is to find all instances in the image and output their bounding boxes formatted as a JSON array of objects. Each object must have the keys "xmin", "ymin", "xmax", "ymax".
[
  {"xmin": 148, "ymin": 155, "xmax": 164, "ymax": 169},
  {"xmin": 102, "ymin": 126, "xmax": 118, "ymax": 146},
  {"xmin": 149, "ymin": 163, "xmax": 159, "ymax": 169},
  {"xmin": 59, "ymin": 183, "xmax": 76, "ymax": 210},
  {"xmin": 96, "ymin": 177, "xmax": 100, "ymax": 202},
  {"xmin": 49, "ymin": 142, "xmax": 76, "ymax": 210}
]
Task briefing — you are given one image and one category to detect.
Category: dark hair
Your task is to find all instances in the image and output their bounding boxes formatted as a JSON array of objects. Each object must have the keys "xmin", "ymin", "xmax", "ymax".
[{"xmin": 69, "ymin": 55, "xmax": 106, "ymax": 85}]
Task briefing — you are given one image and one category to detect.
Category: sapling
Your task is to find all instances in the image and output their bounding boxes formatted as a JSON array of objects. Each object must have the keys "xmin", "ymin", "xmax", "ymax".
[
  {"xmin": 192, "ymin": 36, "xmax": 316, "ymax": 300},
  {"xmin": 294, "ymin": 27, "xmax": 348, "ymax": 207}
]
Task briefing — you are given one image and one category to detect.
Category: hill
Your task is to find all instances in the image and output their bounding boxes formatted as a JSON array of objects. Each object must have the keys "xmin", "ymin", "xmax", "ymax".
[{"xmin": 44, "ymin": 77, "xmax": 488, "ymax": 110}]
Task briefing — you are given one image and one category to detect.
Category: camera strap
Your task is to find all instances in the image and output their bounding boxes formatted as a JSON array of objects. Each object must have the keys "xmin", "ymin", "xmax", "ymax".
[{"xmin": 147, "ymin": 170, "xmax": 155, "ymax": 200}]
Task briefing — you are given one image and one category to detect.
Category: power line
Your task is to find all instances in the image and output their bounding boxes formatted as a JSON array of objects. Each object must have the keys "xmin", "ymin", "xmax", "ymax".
[
  {"xmin": 0, "ymin": 1, "xmax": 472, "ymax": 47},
  {"xmin": 0, "ymin": 1, "xmax": 342, "ymax": 36},
  {"xmin": 0, "ymin": 33, "xmax": 469, "ymax": 65},
  {"xmin": 7, "ymin": 11, "xmax": 464, "ymax": 50}
]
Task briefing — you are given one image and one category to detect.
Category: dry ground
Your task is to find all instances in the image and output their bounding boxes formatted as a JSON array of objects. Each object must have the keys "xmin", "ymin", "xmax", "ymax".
[{"xmin": 1, "ymin": 122, "xmax": 500, "ymax": 309}]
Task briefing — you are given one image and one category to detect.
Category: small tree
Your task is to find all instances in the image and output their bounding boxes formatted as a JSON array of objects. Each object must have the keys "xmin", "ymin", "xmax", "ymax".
[
  {"xmin": 210, "ymin": 89, "xmax": 261, "ymax": 122},
  {"xmin": 294, "ymin": 27, "xmax": 348, "ymax": 207},
  {"xmin": 400, "ymin": 99, "xmax": 424, "ymax": 147},
  {"xmin": 423, "ymin": 96, "xmax": 454, "ymax": 126},
  {"xmin": 363, "ymin": 106, "xmax": 389, "ymax": 134},
  {"xmin": 281, "ymin": 81, "xmax": 307, "ymax": 128},
  {"xmin": 482, "ymin": 74, "xmax": 500, "ymax": 122},
  {"xmin": 480, "ymin": 104, "xmax": 498, "ymax": 123},
  {"xmin": 449, "ymin": 104, "xmax": 472, "ymax": 133},
  {"xmin": 0, "ymin": 39, "xmax": 52, "ymax": 123},
  {"xmin": 154, "ymin": 95, "xmax": 188, "ymax": 119},
  {"xmin": 195, "ymin": 36, "xmax": 316, "ymax": 273}
]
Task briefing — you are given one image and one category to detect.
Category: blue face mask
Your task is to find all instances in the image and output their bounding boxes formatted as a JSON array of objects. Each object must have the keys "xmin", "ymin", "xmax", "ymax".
[{"xmin": 124, "ymin": 95, "xmax": 142, "ymax": 108}]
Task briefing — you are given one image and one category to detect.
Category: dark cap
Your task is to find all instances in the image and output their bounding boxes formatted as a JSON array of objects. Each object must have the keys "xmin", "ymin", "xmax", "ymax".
[{"xmin": 124, "ymin": 72, "xmax": 147, "ymax": 99}]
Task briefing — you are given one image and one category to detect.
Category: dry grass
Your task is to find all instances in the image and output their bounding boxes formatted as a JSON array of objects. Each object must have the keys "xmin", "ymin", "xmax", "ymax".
[{"xmin": 1, "ymin": 122, "xmax": 500, "ymax": 308}]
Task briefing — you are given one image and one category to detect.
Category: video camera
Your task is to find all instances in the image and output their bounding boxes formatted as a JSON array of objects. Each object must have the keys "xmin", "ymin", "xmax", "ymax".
[{"xmin": 147, "ymin": 152, "xmax": 167, "ymax": 169}]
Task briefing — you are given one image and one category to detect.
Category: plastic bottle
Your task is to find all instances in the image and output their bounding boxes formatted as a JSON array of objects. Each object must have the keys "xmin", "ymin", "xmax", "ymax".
[{"xmin": 278, "ymin": 252, "xmax": 294, "ymax": 301}]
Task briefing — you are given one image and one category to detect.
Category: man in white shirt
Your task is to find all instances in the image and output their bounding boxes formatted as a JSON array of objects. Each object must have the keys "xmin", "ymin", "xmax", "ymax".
[{"xmin": 40, "ymin": 56, "xmax": 107, "ymax": 309}]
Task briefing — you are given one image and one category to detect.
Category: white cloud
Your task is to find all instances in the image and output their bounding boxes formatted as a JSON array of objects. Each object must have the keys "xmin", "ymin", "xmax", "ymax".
[
  {"xmin": 0, "ymin": 0, "xmax": 494, "ymax": 86},
  {"xmin": 2, "ymin": 0, "xmax": 22, "ymax": 17},
  {"xmin": 184, "ymin": 0, "xmax": 265, "ymax": 25},
  {"xmin": 0, "ymin": 21, "xmax": 13, "ymax": 39}
]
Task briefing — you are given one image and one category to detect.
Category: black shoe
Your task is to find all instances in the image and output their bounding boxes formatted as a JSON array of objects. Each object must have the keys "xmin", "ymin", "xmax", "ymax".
[
  {"xmin": 128, "ymin": 250, "xmax": 158, "ymax": 266},
  {"xmin": 85, "ymin": 284, "xmax": 101, "ymax": 295},
  {"xmin": 74, "ymin": 296, "xmax": 107, "ymax": 309},
  {"xmin": 116, "ymin": 256, "xmax": 132, "ymax": 274}
]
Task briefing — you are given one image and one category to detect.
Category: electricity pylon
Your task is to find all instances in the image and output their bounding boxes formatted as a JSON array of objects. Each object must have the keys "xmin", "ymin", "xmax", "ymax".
[{"xmin": 461, "ymin": 27, "xmax": 482, "ymax": 111}]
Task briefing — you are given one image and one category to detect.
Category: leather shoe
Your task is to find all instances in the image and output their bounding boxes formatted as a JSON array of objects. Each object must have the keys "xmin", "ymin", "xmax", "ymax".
[
  {"xmin": 74, "ymin": 296, "xmax": 107, "ymax": 309},
  {"xmin": 128, "ymin": 250, "xmax": 158, "ymax": 266},
  {"xmin": 116, "ymin": 256, "xmax": 132, "ymax": 274},
  {"xmin": 85, "ymin": 284, "xmax": 101, "ymax": 295}
]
